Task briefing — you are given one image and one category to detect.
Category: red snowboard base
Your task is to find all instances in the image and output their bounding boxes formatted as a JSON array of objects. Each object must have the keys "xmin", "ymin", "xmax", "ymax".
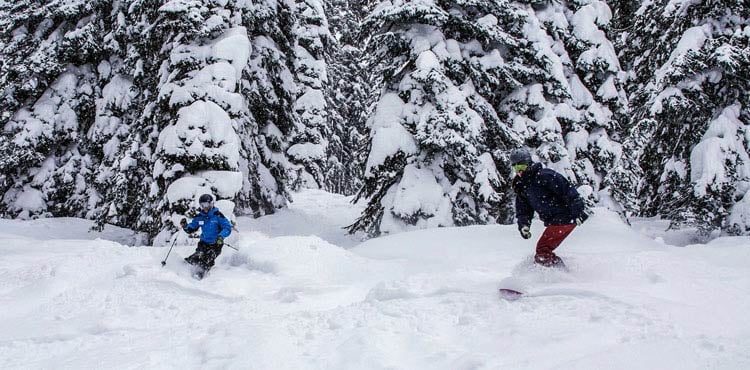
[{"xmin": 499, "ymin": 288, "xmax": 524, "ymax": 301}]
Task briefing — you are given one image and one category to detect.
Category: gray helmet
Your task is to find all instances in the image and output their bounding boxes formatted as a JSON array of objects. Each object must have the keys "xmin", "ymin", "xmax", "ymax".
[
  {"xmin": 510, "ymin": 148, "xmax": 533, "ymax": 165},
  {"xmin": 198, "ymin": 194, "xmax": 214, "ymax": 209}
]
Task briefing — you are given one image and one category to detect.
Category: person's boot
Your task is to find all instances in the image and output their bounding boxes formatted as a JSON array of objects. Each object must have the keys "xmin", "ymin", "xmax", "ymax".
[
  {"xmin": 192, "ymin": 254, "xmax": 214, "ymax": 280},
  {"xmin": 548, "ymin": 255, "xmax": 566, "ymax": 270},
  {"xmin": 184, "ymin": 250, "xmax": 205, "ymax": 266},
  {"xmin": 192, "ymin": 268, "xmax": 205, "ymax": 280},
  {"xmin": 534, "ymin": 253, "xmax": 566, "ymax": 269}
]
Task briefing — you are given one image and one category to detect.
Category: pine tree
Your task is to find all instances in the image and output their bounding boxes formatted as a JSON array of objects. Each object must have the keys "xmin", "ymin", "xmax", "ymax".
[
  {"xmin": 607, "ymin": 0, "xmax": 640, "ymax": 33},
  {"xmin": 0, "ymin": 0, "xmax": 106, "ymax": 125},
  {"xmin": 0, "ymin": 1, "xmax": 108, "ymax": 218},
  {"xmin": 322, "ymin": 0, "xmax": 373, "ymax": 195},
  {"xmin": 350, "ymin": 0, "xmax": 548, "ymax": 236},
  {"xmin": 519, "ymin": 0, "xmax": 627, "ymax": 204},
  {"xmin": 148, "ymin": 0, "xmax": 300, "ymax": 243},
  {"xmin": 3, "ymin": 0, "xmax": 744, "ymax": 242},
  {"xmin": 348, "ymin": 0, "xmax": 627, "ymax": 236},
  {"xmin": 288, "ymin": 0, "xmax": 333, "ymax": 190},
  {"xmin": 1, "ymin": 0, "xmax": 303, "ymax": 243},
  {"xmin": 240, "ymin": 1, "xmax": 299, "ymax": 217},
  {"xmin": 615, "ymin": 0, "xmax": 750, "ymax": 235},
  {"xmin": 91, "ymin": 0, "xmax": 170, "ymax": 237}
]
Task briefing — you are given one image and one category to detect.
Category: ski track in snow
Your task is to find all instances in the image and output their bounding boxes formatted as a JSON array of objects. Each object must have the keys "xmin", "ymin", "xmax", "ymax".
[{"xmin": 1, "ymin": 190, "xmax": 750, "ymax": 369}]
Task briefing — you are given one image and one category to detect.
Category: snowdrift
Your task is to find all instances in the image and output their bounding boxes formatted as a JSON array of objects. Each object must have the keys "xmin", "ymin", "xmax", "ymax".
[{"xmin": 1, "ymin": 193, "xmax": 749, "ymax": 369}]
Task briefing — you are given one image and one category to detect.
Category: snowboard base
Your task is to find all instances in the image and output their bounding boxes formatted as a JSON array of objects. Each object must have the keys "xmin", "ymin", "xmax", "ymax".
[{"xmin": 499, "ymin": 288, "xmax": 524, "ymax": 301}]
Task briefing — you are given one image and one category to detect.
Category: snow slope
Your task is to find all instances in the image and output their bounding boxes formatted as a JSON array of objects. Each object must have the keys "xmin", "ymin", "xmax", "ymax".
[{"xmin": 1, "ymin": 190, "xmax": 749, "ymax": 369}]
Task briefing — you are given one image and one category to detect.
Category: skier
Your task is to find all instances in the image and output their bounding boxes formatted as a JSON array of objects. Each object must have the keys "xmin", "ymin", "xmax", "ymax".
[
  {"xmin": 180, "ymin": 194, "xmax": 232, "ymax": 279},
  {"xmin": 510, "ymin": 148, "xmax": 588, "ymax": 268}
]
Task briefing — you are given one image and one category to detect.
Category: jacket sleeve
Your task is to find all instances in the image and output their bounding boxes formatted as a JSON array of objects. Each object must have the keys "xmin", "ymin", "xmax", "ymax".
[
  {"xmin": 513, "ymin": 176, "xmax": 533, "ymax": 228},
  {"xmin": 183, "ymin": 217, "xmax": 201, "ymax": 234},
  {"xmin": 512, "ymin": 177, "xmax": 534, "ymax": 230},
  {"xmin": 548, "ymin": 171, "xmax": 585, "ymax": 220},
  {"xmin": 515, "ymin": 194, "xmax": 534, "ymax": 228},
  {"xmin": 218, "ymin": 215, "xmax": 232, "ymax": 238}
]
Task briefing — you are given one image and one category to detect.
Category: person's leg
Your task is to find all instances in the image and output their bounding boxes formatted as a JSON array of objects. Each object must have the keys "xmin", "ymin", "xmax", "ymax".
[
  {"xmin": 197, "ymin": 243, "xmax": 223, "ymax": 272},
  {"xmin": 535, "ymin": 224, "xmax": 576, "ymax": 267},
  {"xmin": 185, "ymin": 241, "xmax": 210, "ymax": 266}
]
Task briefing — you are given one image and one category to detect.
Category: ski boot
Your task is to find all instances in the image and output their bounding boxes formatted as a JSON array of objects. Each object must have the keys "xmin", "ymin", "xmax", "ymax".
[{"xmin": 192, "ymin": 269, "xmax": 206, "ymax": 280}]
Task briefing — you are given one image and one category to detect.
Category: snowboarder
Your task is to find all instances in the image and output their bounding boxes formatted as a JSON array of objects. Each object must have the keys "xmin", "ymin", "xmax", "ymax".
[
  {"xmin": 180, "ymin": 194, "xmax": 232, "ymax": 279},
  {"xmin": 510, "ymin": 148, "xmax": 588, "ymax": 268}
]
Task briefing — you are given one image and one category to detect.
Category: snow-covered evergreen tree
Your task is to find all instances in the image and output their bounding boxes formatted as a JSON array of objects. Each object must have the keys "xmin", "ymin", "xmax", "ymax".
[
  {"xmin": 607, "ymin": 0, "xmax": 640, "ymax": 33},
  {"xmin": 240, "ymin": 1, "xmax": 299, "ymax": 217},
  {"xmin": 349, "ymin": 0, "xmax": 625, "ymax": 236},
  {"xmin": 322, "ymin": 0, "xmax": 373, "ymax": 195},
  {"xmin": 3, "ymin": 0, "xmax": 745, "ymax": 241},
  {"xmin": 1, "ymin": 0, "xmax": 302, "ymax": 243},
  {"xmin": 0, "ymin": 0, "xmax": 105, "ymax": 124},
  {"xmin": 287, "ymin": 0, "xmax": 332, "ymax": 190},
  {"xmin": 150, "ymin": 7, "xmax": 247, "ymax": 243},
  {"xmin": 2, "ymin": 67, "xmax": 99, "ymax": 218},
  {"xmin": 349, "ymin": 1, "xmax": 537, "ymax": 236},
  {"xmin": 148, "ymin": 0, "xmax": 300, "ymax": 243},
  {"xmin": 519, "ymin": 0, "xmax": 627, "ymax": 204},
  {"xmin": 613, "ymin": 0, "xmax": 750, "ymax": 235},
  {"xmin": 0, "ymin": 1, "xmax": 106, "ymax": 218}
]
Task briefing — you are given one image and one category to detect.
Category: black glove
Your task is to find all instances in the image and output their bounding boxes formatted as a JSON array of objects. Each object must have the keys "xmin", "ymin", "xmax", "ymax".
[
  {"xmin": 216, "ymin": 237, "xmax": 224, "ymax": 247},
  {"xmin": 575, "ymin": 212, "xmax": 589, "ymax": 226},
  {"xmin": 180, "ymin": 218, "xmax": 187, "ymax": 228},
  {"xmin": 519, "ymin": 225, "xmax": 531, "ymax": 239}
]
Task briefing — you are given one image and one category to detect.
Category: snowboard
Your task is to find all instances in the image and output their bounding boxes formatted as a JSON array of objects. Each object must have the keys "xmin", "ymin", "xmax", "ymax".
[
  {"xmin": 498, "ymin": 275, "xmax": 527, "ymax": 301},
  {"xmin": 498, "ymin": 288, "xmax": 524, "ymax": 300},
  {"xmin": 498, "ymin": 258, "xmax": 571, "ymax": 300}
]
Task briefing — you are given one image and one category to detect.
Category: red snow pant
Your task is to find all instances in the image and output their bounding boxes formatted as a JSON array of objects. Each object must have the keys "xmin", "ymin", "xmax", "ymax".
[{"xmin": 535, "ymin": 224, "xmax": 576, "ymax": 266}]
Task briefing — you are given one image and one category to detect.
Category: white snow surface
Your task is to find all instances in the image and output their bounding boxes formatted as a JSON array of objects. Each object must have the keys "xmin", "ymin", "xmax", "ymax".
[{"xmin": 2, "ymin": 190, "xmax": 750, "ymax": 369}]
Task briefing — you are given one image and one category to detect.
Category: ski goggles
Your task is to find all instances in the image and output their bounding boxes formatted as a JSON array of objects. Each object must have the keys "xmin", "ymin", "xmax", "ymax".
[
  {"xmin": 512, "ymin": 164, "xmax": 528, "ymax": 173},
  {"xmin": 200, "ymin": 201, "xmax": 213, "ymax": 209}
]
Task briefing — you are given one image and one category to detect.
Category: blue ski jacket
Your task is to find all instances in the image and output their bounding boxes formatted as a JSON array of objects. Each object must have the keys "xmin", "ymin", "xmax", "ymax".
[
  {"xmin": 513, "ymin": 163, "xmax": 585, "ymax": 228},
  {"xmin": 183, "ymin": 207, "xmax": 232, "ymax": 244}
]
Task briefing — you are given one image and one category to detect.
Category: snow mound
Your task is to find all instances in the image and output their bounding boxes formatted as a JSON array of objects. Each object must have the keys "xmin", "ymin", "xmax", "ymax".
[{"xmin": 1, "ymin": 194, "xmax": 749, "ymax": 369}]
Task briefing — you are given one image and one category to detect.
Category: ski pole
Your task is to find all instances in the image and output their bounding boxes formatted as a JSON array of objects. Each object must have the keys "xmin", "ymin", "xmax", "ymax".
[
  {"xmin": 224, "ymin": 243, "xmax": 239, "ymax": 251},
  {"xmin": 161, "ymin": 233, "xmax": 179, "ymax": 266}
]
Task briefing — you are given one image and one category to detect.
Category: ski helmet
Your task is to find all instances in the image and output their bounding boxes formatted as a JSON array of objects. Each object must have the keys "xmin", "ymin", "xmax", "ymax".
[
  {"xmin": 510, "ymin": 148, "xmax": 532, "ymax": 165},
  {"xmin": 199, "ymin": 194, "xmax": 214, "ymax": 209}
]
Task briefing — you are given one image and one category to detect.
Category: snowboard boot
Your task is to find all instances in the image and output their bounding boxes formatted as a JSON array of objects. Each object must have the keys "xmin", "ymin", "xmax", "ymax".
[{"xmin": 534, "ymin": 253, "xmax": 566, "ymax": 270}]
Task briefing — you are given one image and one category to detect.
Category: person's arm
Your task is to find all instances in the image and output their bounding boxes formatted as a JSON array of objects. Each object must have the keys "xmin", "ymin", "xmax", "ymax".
[
  {"xmin": 515, "ymin": 193, "xmax": 534, "ymax": 229},
  {"xmin": 516, "ymin": 194, "xmax": 534, "ymax": 238},
  {"xmin": 547, "ymin": 171, "xmax": 585, "ymax": 221},
  {"xmin": 218, "ymin": 214, "xmax": 232, "ymax": 239},
  {"xmin": 183, "ymin": 217, "xmax": 201, "ymax": 233}
]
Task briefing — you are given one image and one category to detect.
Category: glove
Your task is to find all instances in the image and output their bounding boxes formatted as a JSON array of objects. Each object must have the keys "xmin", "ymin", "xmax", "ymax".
[
  {"xmin": 575, "ymin": 212, "xmax": 589, "ymax": 226},
  {"xmin": 519, "ymin": 226, "xmax": 531, "ymax": 239},
  {"xmin": 180, "ymin": 218, "xmax": 187, "ymax": 228},
  {"xmin": 215, "ymin": 236, "xmax": 224, "ymax": 247}
]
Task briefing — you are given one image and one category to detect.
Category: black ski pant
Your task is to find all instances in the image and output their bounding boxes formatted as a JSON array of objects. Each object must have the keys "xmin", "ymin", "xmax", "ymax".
[{"xmin": 184, "ymin": 241, "xmax": 223, "ymax": 271}]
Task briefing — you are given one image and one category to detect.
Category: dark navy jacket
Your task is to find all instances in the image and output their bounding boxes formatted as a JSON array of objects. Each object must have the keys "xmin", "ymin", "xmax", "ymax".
[
  {"xmin": 183, "ymin": 207, "xmax": 232, "ymax": 244},
  {"xmin": 513, "ymin": 163, "xmax": 585, "ymax": 228}
]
